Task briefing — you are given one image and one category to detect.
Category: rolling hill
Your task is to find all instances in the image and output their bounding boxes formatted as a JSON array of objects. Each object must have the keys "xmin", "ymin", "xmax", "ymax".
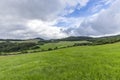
[
  {"xmin": 0, "ymin": 42, "xmax": 120, "ymax": 80},
  {"xmin": 1, "ymin": 35, "xmax": 120, "ymax": 54}
]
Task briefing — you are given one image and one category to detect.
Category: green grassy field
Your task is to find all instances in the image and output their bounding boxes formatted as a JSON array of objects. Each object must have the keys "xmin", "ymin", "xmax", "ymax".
[
  {"xmin": 39, "ymin": 41, "xmax": 89, "ymax": 50},
  {"xmin": 27, "ymin": 41, "xmax": 90, "ymax": 53},
  {"xmin": 0, "ymin": 41, "xmax": 90, "ymax": 55},
  {"xmin": 1, "ymin": 42, "xmax": 120, "ymax": 80}
]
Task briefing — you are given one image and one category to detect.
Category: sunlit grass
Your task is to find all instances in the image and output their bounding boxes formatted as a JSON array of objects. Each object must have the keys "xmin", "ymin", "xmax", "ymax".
[{"xmin": 0, "ymin": 42, "xmax": 120, "ymax": 80}]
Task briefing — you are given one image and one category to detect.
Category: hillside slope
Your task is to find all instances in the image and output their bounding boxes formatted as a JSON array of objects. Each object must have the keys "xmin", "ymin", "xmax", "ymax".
[{"xmin": 1, "ymin": 43, "xmax": 120, "ymax": 80}]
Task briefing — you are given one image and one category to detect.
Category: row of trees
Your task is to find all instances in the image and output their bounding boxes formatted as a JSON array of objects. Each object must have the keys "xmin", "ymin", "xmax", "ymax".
[
  {"xmin": 0, "ymin": 41, "xmax": 39, "ymax": 52},
  {"xmin": 89, "ymin": 36, "xmax": 120, "ymax": 45},
  {"xmin": 73, "ymin": 36, "xmax": 120, "ymax": 46},
  {"xmin": 1, "ymin": 35, "xmax": 120, "ymax": 54}
]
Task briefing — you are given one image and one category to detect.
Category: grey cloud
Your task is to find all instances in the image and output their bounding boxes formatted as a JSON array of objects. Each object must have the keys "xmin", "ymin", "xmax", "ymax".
[
  {"xmin": 0, "ymin": 0, "xmax": 90, "ymax": 39},
  {"xmin": 0, "ymin": 0, "xmax": 63, "ymax": 20},
  {"xmin": 0, "ymin": 0, "xmax": 65, "ymax": 39},
  {"xmin": 0, "ymin": 0, "xmax": 120, "ymax": 39}
]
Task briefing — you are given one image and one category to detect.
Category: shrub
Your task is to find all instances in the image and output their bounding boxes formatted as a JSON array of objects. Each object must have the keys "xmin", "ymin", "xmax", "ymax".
[
  {"xmin": 21, "ymin": 51, "xmax": 28, "ymax": 54},
  {"xmin": 31, "ymin": 45, "xmax": 40, "ymax": 49},
  {"xmin": 48, "ymin": 48, "xmax": 53, "ymax": 51},
  {"xmin": 54, "ymin": 47, "xmax": 58, "ymax": 50}
]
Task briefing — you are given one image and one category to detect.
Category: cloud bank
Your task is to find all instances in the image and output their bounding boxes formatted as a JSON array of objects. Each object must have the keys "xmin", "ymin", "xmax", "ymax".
[
  {"xmin": 0, "ymin": 0, "xmax": 119, "ymax": 39},
  {"xmin": 65, "ymin": 0, "xmax": 120, "ymax": 37}
]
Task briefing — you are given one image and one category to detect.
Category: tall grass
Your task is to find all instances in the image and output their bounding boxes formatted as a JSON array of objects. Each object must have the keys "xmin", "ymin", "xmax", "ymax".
[{"xmin": 0, "ymin": 43, "xmax": 120, "ymax": 80}]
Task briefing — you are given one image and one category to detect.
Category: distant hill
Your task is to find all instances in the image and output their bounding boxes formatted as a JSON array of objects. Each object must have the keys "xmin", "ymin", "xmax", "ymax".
[
  {"xmin": 1, "ymin": 35, "xmax": 120, "ymax": 44},
  {"xmin": 50, "ymin": 35, "xmax": 120, "ymax": 45},
  {"xmin": 52, "ymin": 36, "xmax": 93, "ymax": 41},
  {"xmin": 0, "ymin": 39, "xmax": 23, "ymax": 41},
  {"xmin": 1, "ymin": 35, "xmax": 120, "ymax": 54},
  {"xmin": 90, "ymin": 35, "xmax": 120, "ymax": 45},
  {"xmin": 0, "ymin": 38, "xmax": 44, "ymax": 43},
  {"xmin": 34, "ymin": 38, "xmax": 44, "ymax": 41}
]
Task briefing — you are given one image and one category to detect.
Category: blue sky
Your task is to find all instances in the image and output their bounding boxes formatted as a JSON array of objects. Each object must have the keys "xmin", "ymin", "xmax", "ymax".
[
  {"xmin": 56, "ymin": 0, "xmax": 113, "ymax": 27},
  {"xmin": 65, "ymin": 0, "xmax": 111, "ymax": 17},
  {"xmin": 0, "ymin": 0, "xmax": 120, "ymax": 39}
]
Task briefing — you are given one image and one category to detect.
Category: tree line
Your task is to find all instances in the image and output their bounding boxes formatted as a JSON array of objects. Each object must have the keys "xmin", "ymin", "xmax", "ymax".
[{"xmin": 0, "ymin": 41, "xmax": 39, "ymax": 52}]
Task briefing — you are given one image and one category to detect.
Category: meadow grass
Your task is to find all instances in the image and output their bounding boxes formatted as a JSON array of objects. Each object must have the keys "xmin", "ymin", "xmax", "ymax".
[
  {"xmin": 39, "ymin": 41, "xmax": 89, "ymax": 50},
  {"xmin": 0, "ymin": 43, "xmax": 120, "ymax": 80}
]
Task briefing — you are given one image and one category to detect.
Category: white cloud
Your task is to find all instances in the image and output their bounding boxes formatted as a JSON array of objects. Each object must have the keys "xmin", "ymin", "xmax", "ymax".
[
  {"xmin": 0, "ymin": 0, "xmax": 90, "ymax": 39},
  {"xmin": 0, "ymin": 0, "xmax": 120, "ymax": 39},
  {"xmin": 63, "ymin": 0, "xmax": 120, "ymax": 37},
  {"xmin": 26, "ymin": 20, "xmax": 68, "ymax": 39},
  {"xmin": 61, "ymin": 0, "xmax": 89, "ymax": 7},
  {"xmin": 60, "ymin": 0, "xmax": 89, "ymax": 15},
  {"xmin": 0, "ymin": 0, "xmax": 89, "ymax": 20}
]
